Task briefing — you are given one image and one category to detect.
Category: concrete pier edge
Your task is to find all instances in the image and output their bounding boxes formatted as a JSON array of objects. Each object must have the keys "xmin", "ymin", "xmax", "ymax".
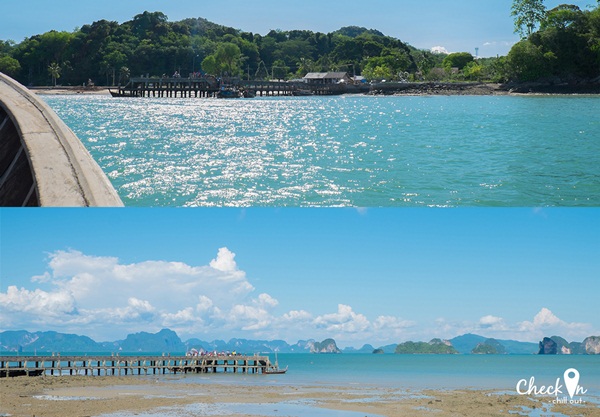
[{"xmin": 0, "ymin": 72, "xmax": 123, "ymax": 206}]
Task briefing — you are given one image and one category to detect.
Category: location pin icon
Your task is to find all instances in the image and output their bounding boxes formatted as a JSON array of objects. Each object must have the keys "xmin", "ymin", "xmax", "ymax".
[{"xmin": 564, "ymin": 368, "xmax": 580, "ymax": 399}]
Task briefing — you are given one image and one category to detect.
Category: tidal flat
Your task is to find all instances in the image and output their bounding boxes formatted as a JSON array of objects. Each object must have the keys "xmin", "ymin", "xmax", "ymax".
[{"xmin": 2, "ymin": 375, "xmax": 599, "ymax": 417}]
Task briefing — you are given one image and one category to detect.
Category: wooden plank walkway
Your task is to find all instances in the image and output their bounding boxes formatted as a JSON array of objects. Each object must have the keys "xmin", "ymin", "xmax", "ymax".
[{"xmin": 0, "ymin": 354, "xmax": 272, "ymax": 377}]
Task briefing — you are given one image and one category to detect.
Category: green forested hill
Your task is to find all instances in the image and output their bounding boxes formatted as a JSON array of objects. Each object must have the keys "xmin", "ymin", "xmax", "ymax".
[
  {"xmin": 0, "ymin": 12, "xmax": 430, "ymax": 86},
  {"xmin": 0, "ymin": 3, "xmax": 598, "ymax": 87}
]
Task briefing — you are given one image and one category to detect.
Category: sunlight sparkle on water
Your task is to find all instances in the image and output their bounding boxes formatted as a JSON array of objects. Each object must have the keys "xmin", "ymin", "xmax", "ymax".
[{"xmin": 45, "ymin": 95, "xmax": 600, "ymax": 207}]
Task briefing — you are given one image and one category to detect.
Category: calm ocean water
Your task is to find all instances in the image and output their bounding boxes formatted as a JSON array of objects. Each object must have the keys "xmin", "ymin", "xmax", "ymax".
[
  {"xmin": 11, "ymin": 353, "xmax": 598, "ymax": 394},
  {"xmin": 269, "ymin": 354, "xmax": 600, "ymax": 392},
  {"xmin": 44, "ymin": 95, "xmax": 600, "ymax": 207},
  {"xmin": 12, "ymin": 353, "xmax": 599, "ymax": 416}
]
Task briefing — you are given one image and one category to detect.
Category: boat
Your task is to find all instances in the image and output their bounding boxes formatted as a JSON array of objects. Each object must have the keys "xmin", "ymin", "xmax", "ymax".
[
  {"xmin": 217, "ymin": 87, "xmax": 242, "ymax": 99},
  {"xmin": 265, "ymin": 365, "xmax": 288, "ymax": 374},
  {"xmin": 264, "ymin": 353, "xmax": 287, "ymax": 374}
]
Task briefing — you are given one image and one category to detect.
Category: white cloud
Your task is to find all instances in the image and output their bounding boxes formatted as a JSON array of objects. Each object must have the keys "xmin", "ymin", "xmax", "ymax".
[
  {"xmin": 255, "ymin": 293, "xmax": 279, "ymax": 308},
  {"xmin": 431, "ymin": 46, "xmax": 450, "ymax": 54},
  {"xmin": 478, "ymin": 315, "xmax": 507, "ymax": 330},
  {"xmin": 517, "ymin": 308, "xmax": 590, "ymax": 340},
  {"xmin": 0, "ymin": 248, "xmax": 259, "ymax": 338},
  {"xmin": 373, "ymin": 315, "xmax": 415, "ymax": 330},
  {"xmin": 314, "ymin": 304, "xmax": 370, "ymax": 333},
  {"xmin": 483, "ymin": 41, "xmax": 514, "ymax": 47},
  {"xmin": 209, "ymin": 247, "xmax": 238, "ymax": 272},
  {"xmin": 0, "ymin": 285, "xmax": 77, "ymax": 317},
  {"xmin": 5, "ymin": 249, "xmax": 421, "ymax": 344},
  {"xmin": 432, "ymin": 308, "xmax": 593, "ymax": 343},
  {"xmin": 281, "ymin": 310, "xmax": 312, "ymax": 322}
]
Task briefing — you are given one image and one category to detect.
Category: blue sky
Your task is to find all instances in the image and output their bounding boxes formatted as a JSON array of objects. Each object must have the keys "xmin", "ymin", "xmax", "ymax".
[
  {"xmin": 1, "ymin": 208, "xmax": 598, "ymax": 347},
  {"xmin": 1, "ymin": 0, "xmax": 597, "ymax": 57}
]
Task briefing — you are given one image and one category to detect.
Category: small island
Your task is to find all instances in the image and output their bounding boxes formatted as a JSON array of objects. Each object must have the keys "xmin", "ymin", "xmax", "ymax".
[{"xmin": 394, "ymin": 338, "xmax": 459, "ymax": 354}]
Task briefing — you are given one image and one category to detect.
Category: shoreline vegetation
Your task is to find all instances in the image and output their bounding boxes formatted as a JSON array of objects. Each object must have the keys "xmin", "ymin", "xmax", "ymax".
[
  {"xmin": 30, "ymin": 81, "xmax": 600, "ymax": 97},
  {"xmin": 2, "ymin": 375, "xmax": 598, "ymax": 417}
]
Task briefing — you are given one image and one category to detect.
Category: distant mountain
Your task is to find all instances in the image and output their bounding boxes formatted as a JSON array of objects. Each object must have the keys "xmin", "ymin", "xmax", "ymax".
[
  {"xmin": 0, "ymin": 330, "xmax": 344, "ymax": 354},
  {"xmin": 537, "ymin": 335, "xmax": 600, "ymax": 355},
  {"xmin": 450, "ymin": 334, "xmax": 487, "ymax": 354},
  {"xmin": 309, "ymin": 338, "xmax": 341, "ymax": 353},
  {"xmin": 395, "ymin": 339, "xmax": 458, "ymax": 354},
  {"xmin": 495, "ymin": 339, "xmax": 538, "ymax": 355},
  {"xmin": 184, "ymin": 337, "xmax": 341, "ymax": 354},
  {"xmin": 0, "ymin": 330, "xmax": 103, "ymax": 353},
  {"xmin": 450, "ymin": 334, "xmax": 537, "ymax": 355},
  {"xmin": 185, "ymin": 338, "xmax": 299, "ymax": 354},
  {"xmin": 583, "ymin": 336, "xmax": 600, "ymax": 354},
  {"xmin": 472, "ymin": 338, "xmax": 507, "ymax": 354},
  {"xmin": 377, "ymin": 343, "xmax": 399, "ymax": 354},
  {"xmin": 1, "ymin": 329, "xmax": 598, "ymax": 355},
  {"xmin": 118, "ymin": 329, "xmax": 185, "ymax": 352},
  {"xmin": 343, "ymin": 344, "xmax": 375, "ymax": 354}
]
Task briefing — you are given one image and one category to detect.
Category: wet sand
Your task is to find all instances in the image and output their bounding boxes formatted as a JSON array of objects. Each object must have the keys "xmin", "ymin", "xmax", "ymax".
[
  {"xmin": 31, "ymin": 86, "xmax": 111, "ymax": 95},
  {"xmin": 2, "ymin": 375, "xmax": 599, "ymax": 417}
]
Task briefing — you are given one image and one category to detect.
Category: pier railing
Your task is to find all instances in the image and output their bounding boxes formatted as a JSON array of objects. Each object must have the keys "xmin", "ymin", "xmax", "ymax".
[{"xmin": 0, "ymin": 354, "xmax": 272, "ymax": 377}]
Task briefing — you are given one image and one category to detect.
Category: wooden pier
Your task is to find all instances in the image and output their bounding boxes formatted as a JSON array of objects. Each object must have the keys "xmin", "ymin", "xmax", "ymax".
[
  {"xmin": 111, "ymin": 77, "xmax": 370, "ymax": 98},
  {"xmin": 111, "ymin": 77, "xmax": 220, "ymax": 98},
  {"xmin": 0, "ymin": 354, "xmax": 273, "ymax": 377}
]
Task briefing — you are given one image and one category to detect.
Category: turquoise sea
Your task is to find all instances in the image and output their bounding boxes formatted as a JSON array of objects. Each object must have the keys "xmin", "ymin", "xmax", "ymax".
[
  {"xmin": 24, "ymin": 353, "xmax": 600, "ymax": 417},
  {"xmin": 259, "ymin": 354, "xmax": 600, "ymax": 391},
  {"xmin": 43, "ymin": 95, "xmax": 600, "ymax": 207},
  {"xmin": 9, "ymin": 352, "xmax": 599, "ymax": 393}
]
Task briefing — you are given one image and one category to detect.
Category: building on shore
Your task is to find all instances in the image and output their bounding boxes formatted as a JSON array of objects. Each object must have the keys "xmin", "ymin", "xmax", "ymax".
[{"xmin": 303, "ymin": 72, "xmax": 351, "ymax": 85}]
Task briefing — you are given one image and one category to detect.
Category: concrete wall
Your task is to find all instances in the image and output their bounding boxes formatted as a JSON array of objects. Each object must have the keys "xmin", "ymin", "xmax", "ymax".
[{"xmin": 0, "ymin": 73, "xmax": 123, "ymax": 206}]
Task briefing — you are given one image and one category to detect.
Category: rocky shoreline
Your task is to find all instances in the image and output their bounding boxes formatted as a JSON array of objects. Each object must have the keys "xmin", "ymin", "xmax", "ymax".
[{"xmin": 369, "ymin": 81, "xmax": 600, "ymax": 96}]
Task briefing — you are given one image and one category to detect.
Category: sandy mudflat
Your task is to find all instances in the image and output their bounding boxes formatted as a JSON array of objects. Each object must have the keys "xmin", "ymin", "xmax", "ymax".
[
  {"xmin": 2, "ymin": 375, "xmax": 599, "ymax": 417},
  {"xmin": 30, "ymin": 87, "xmax": 111, "ymax": 95}
]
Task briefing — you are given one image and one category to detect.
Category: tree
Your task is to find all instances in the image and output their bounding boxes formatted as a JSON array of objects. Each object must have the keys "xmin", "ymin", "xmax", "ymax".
[
  {"xmin": 541, "ymin": 4, "xmax": 584, "ymax": 30},
  {"xmin": 201, "ymin": 55, "xmax": 219, "ymax": 75},
  {"xmin": 463, "ymin": 61, "xmax": 483, "ymax": 80},
  {"xmin": 362, "ymin": 64, "xmax": 392, "ymax": 81},
  {"xmin": 48, "ymin": 62, "xmax": 61, "ymax": 86},
  {"xmin": 442, "ymin": 52, "xmax": 474, "ymax": 70},
  {"xmin": 271, "ymin": 59, "xmax": 289, "ymax": 80},
  {"xmin": 214, "ymin": 42, "xmax": 242, "ymax": 75},
  {"xmin": 295, "ymin": 57, "xmax": 316, "ymax": 77},
  {"xmin": 0, "ymin": 56, "xmax": 21, "ymax": 77},
  {"xmin": 507, "ymin": 40, "xmax": 553, "ymax": 81},
  {"xmin": 511, "ymin": 0, "xmax": 547, "ymax": 38},
  {"xmin": 119, "ymin": 66, "xmax": 130, "ymax": 85}
]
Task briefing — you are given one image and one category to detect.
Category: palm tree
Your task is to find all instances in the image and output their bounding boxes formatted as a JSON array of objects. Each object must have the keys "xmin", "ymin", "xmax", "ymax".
[
  {"xmin": 119, "ymin": 66, "xmax": 130, "ymax": 85},
  {"xmin": 48, "ymin": 62, "xmax": 61, "ymax": 87}
]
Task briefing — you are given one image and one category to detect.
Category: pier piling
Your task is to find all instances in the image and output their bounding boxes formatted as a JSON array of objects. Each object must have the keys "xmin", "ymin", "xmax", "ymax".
[{"xmin": 0, "ymin": 354, "xmax": 273, "ymax": 378}]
